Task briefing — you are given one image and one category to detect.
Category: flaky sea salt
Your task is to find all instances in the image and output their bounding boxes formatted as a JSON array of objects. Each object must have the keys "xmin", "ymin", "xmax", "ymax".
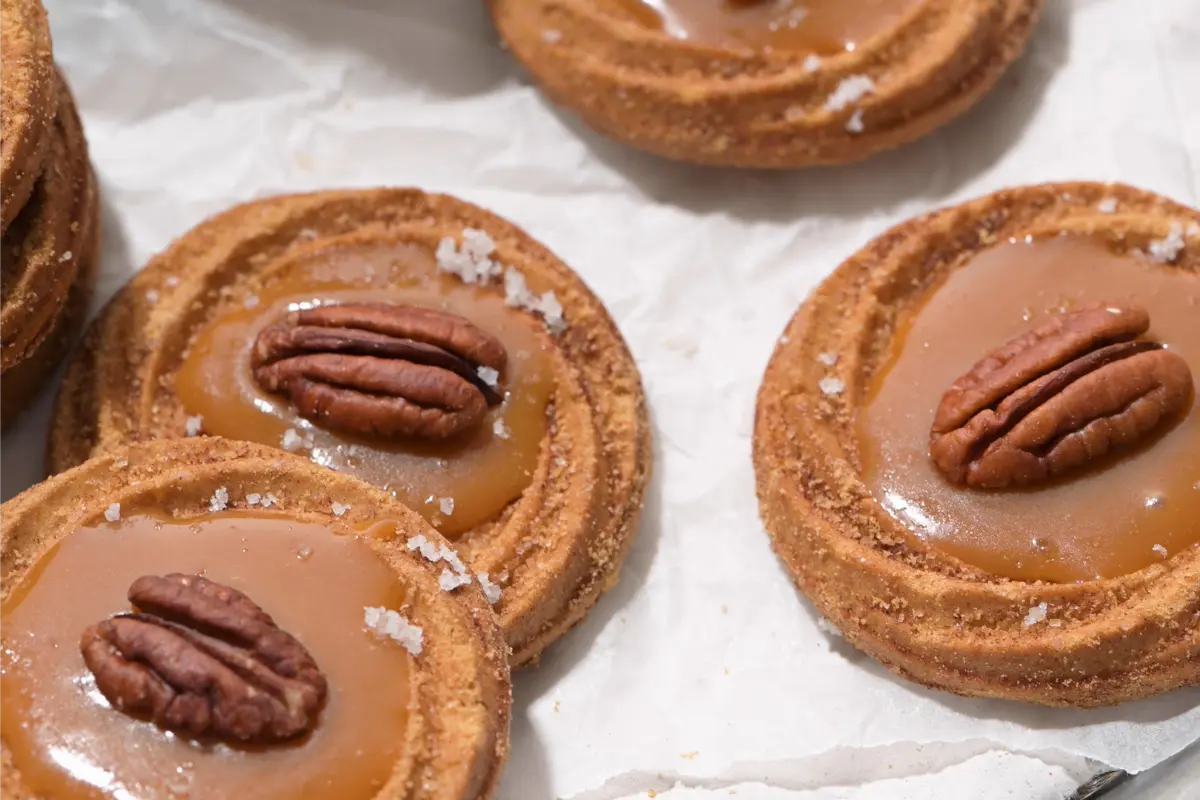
[
  {"xmin": 1023, "ymin": 602, "xmax": 1048, "ymax": 627},
  {"xmin": 439, "ymin": 569, "xmax": 473, "ymax": 591},
  {"xmin": 845, "ymin": 109, "xmax": 864, "ymax": 134},
  {"xmin": 209, "ymin": 487, "xmax": 229, "ymax": 512},
  {"xmin": 438, "ymin": 497, "xmax": 455, "ymax": 516},
  {"xmin": 244, "ymin": 295, "xmax": 260, "ymax": 309},
  {"xmin": 145, "ymin": 289, "xmax": 160, "ymax": 304},
  {"xmin": 1152, "ymin": 544, "xmax": 1169, "ymax": 558},
  {"xmin": 802, "ymin": 54, "xmax": 821, "ymax": 73},
  {"xmin": 104, "ymin": 503, "xmax": 121, "ymax": 522},
  {"xmin": 817, "ymin": 352, "xmax": 838, "ymax": 366},
  {"xmin": 165, "ymin": 275, "xmax": 180, "ymax": 287},
  {"xmin": 477, "ymin": 366, "xmax": 500, "ymax": 388},
  {"xmin": 493, "ymin": 418, "xmax": 511, "ymax": 440},
  {"xmin": 1096, "ymin": 197, "xmax": 1118, "ymax": 213},
  {"xmin": 541, "ymin": 28, "xmax": 562, "ymax": 44},
  {"xmin": 363, "ymin": 607, "xmax": 423, "ymax": 656},
  {"xmin": 59, "ymin": 250, "xmax": 73, "ymax": 262},
  {"xmin": 407, "ymin": 535, "xmax": 470, "ymax": 581},
  {"xmin": 436, "ymin": 229, "xmax": 502, "ymax": 285},
  {"xmin": 331, "ymin": 502, "xmax": 350, "ymax": 517},
  {"xmin": 246, "ymin": 492, "xmax": 262, "ymax": 506},
  {"xmin": 1148, "ymin": 222, "xmax": 1186, "ymax": 264},
  {"xmin": 818, "ymin": 376, "xmax": 845, "ymax": 396},
  {"xmin": 281, "ymin": 428, "xmax": 313, "ymax": 451},
  {"xmin": 824, "ymin": 75, "xmax": 875, "ymax": 112},
  {"xmin": 184, "ymin": 415, "xmax": 203, "ymax": 437},
  {"xmin": 477, "ymin": 573, "xmax": 501, "ymax": 605},
  {"xmin": 261, "ymin": 492, "xmax": 278, "ymax": 508}
]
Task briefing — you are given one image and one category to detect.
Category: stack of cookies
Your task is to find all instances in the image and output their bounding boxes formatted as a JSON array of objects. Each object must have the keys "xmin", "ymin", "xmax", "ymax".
[{"xmin": 0, "ymin": 0, "xmax": 97, "ymax": 429}]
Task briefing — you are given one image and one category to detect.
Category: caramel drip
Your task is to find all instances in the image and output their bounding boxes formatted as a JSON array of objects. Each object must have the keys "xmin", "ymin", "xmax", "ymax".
[
  {"xmin": 860, "ymin": 235, "xmax": 1200, "ymax": 582},
  {"xmin": 174, "ymin": 243, "xmax": 555, "ymax": 536},
  {"xmin": 1, "ymin": 512, "xmax": 413, "ymax": 799},
  {"xmin": 616, "ymin": 0, "xmax": 922, "ymax": 54}
]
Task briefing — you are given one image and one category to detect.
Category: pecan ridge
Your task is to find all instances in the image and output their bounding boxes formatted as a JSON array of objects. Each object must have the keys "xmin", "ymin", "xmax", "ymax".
[
  {"xmin": 929, "ymin": 304, "xmax": 1194, "ymax": 488},
  {"xmin": 80, "ymin": 574, "xmax": 327, "ymax": 744},
  {"xmin": 251, "ymin": 303, "xmax": 507, "ymax": 440}
]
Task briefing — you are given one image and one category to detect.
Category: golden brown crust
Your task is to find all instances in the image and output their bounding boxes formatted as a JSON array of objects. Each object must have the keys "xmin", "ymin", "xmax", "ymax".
[
  {"xmin": 1, "ymin": 437, "xmax": 511, "ymax": 800},
  {"xmin": 48, "ymin": 188, "xmax": 652, "ymax": 666},
  {"xmin": 0, "ymin": 161, "xmax": 97, "ymax": 431},
  {"xmin": 0, "ymin": 0, "xmax": 55, "ymax": 233},
  {"xmin": 754, "ymin": 182, "xmax": 1200, "ymax": 707},
  {"xmin": 1, "ymin": 72, "xmax": 89, "ymax": 374},
  {"xmin": 488, "ymin": 0, "xmax": 1043, "ymax": 168}
]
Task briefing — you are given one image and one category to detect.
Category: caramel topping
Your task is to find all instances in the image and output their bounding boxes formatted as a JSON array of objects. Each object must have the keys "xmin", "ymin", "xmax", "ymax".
[
  {"xmin": 175, "ymin": 243, "xmax": 555, "ymax": 536},
  {"xmin": 617, "ymin": 0, "xmax": 922, "ymax": 53},
  {"xmin": 860, "ymin": 235, "xmax": 1200, "ymax": 582},
  {"xmin": 1, "ymin": 512, "xmax": 412, "ymax": 799}
]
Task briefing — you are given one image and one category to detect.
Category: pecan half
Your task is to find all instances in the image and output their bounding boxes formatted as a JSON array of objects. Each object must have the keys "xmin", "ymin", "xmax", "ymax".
[
  {"xmin": 930, "ymin": 304, "xmax": 1194, "ymax": 488},
  {"xmin": 251, "ymin": 303, "xmax": 507, "ymax": 440},
  {"xmin": 80, "ymin": 574, "xmax": 326, "ymax": 744}
]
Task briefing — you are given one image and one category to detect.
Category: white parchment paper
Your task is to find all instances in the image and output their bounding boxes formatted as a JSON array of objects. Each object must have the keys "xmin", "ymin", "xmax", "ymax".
[{"xmin": 5, "ymin": 0, "xmax": 1198, "ymax": 797}]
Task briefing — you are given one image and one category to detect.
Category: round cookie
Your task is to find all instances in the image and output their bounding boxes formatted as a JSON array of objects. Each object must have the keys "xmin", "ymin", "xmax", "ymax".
[
  {"xmin": 49, "ymin": 188, "xmax": 653, "ymax": 666},
  {"xmin": 0, "ymin": 0, "xmax": 56, "ymax": 234},
  {"xmin": 0, "ymin": 76, "xmax": 98, "ymax": 431},
  {"xmin": 489, "ymin": 0, "xmax": 1044, "ymax": 168},
  {"xmin": 1, "ymin": 72, "xmax": 92, "ymax": 375},
  {"xmin": 754, "ymin": 183, "xmax": 1200, "ymax": 707},
  {"xmin": 1, "ymin": 437, "xmax": 511, "ymax": 800}
]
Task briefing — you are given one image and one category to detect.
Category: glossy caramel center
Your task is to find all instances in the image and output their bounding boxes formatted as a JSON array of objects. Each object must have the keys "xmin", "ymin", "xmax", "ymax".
[
  {"xmin": 1, "ymin": 512, "xmax": 413, "ymax": 799},
  {"xmin": 174, "ymin": 243, "xmax": 555, "ymax": 536},
  {"xmin": 860, "ymin": 235, "xmax": 1200, "ymax": 582},
  {"xmin": 617, "ymin": 0, "xmax": 922, "ymax": 53}
]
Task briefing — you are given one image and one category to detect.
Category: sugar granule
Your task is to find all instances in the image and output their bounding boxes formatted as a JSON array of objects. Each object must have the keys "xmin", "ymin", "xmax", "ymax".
[
  {"xmin": 477, "ymin": 573, "xmax": 501, "ymax": 605},
  {"xmin": 817, "ymin": 352, "xmax": 838, "ymax": 366},
  {"xmin": 363, "ymin": 607, "xmax": 423, "ymax": 656},
  {"xmin": 145, "ymin": 290, "xmax": 160, "ymax": 304},
  {"xmin": 493, "ymin": 418, "xmax": 511, "ymax": 440},
  {"xmin": 818, "ymin": 377, "xmax": 845, "ymax": 396},
  {"xmin": 1096, "ymin": 197, "xmax": 1118, "ymax": 213},
  {"xmin": 477, "ymin": 366, "xmax": 500, "ymax": 388},
  {"xmin": 541, "ymin": 28, "xmax": 562, "ymax": 44},
  {"xmin": 824, "ymin": 75, "xmax": 875, "ymax": 112},
  {"xmin": 184, "ymin": 415, "xmax": 203, "ymax": 437},
  {"xmin": 104, "ymin": 503, "xmax": 121, "ymax": 522},
  {"xmin": 209, "ymin": 487, "xmax": 230, "ymax": 512},
  {"xmin": 1023, "ymin": 602, "xmax": 1048, "ymax": 627},
  {"xmin": 802, "ymin": 54, "xmax": 821, "ymax": 73},
  {"xmin": 331, "ymin": 502, "xmax": 351, "ymax": 517},
  {"xmin": 845, "ymin": 109, "xmax": 864, "ymax": 134},
  {"xmin": 1148, "ymin": 222, "xmax": 1186, "ymax": 264},
  {"xmin": 244, "ymin": 295, "xmax": 260, "ymax": 309}
]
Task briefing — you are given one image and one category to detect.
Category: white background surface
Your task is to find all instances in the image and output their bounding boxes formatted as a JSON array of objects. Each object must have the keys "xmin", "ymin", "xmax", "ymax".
[{"xmin": 4, "ymin": 0, "xmax": 1198, "ymax": 797}]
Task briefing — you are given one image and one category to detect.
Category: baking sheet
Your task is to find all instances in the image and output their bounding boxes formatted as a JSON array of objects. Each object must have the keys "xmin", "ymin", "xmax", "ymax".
[{"xmin": 4, "ymin": 0, "xmax": 1198, "ymax": 797}]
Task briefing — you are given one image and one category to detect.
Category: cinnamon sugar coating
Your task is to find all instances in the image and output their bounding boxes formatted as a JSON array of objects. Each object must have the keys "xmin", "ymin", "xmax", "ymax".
[
  {"xmin": 754, "ymin": 182, "xmax": 1200, "ymax": 707},
  {"xmin": 48, "ymin": 188, "xmax": 652, "ymax": 666},
  {"xmin": 1, "ymin": 437, "xmax": 511, "ymax": 800},
  {"xmin": 0, "ymin": 0, "xmax": 56, "ymax": 234},
  {"xmin": 489, "ymin": 0, "xmax": 1043, "ymax": 167}
]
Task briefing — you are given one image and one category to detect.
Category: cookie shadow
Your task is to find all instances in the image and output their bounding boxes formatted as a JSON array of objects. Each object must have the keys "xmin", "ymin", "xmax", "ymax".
[
  {"xmin": 207, "ymin": 0, "xmax": 515, "ymax": 99},
  {"xmin": 498, "ymin": 425, "xmax": 664, "ymax": 797},
  {"xmin": 531, "ymin": 0, "xmax": 1071, "ymax": 222},
  {"xmin": 0, "ymin": 180, "xmax": 134, "ymax": 501}
]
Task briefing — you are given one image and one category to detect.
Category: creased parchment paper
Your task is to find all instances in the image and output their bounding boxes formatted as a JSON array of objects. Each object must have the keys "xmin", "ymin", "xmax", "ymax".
[{"xmin": 3, "ymin": 0, "xmax": 1197, "ymax": 797}]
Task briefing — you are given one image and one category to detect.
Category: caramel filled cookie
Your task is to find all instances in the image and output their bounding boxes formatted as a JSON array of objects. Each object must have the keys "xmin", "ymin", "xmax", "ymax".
[
  {"xmin": 489, "ymin": 0, "xmax": 1043, "ymax": 167},
  {"xmin": 755, "ymin": 183, "xmax": 1199, "ymax": 707},
  {"xmin": 49, "ymin": 188, "xmax": 652, "ymax": 666},
  {"xmin": 2, "ymin": 437, "xmax": 510, "ymax": 800}
]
